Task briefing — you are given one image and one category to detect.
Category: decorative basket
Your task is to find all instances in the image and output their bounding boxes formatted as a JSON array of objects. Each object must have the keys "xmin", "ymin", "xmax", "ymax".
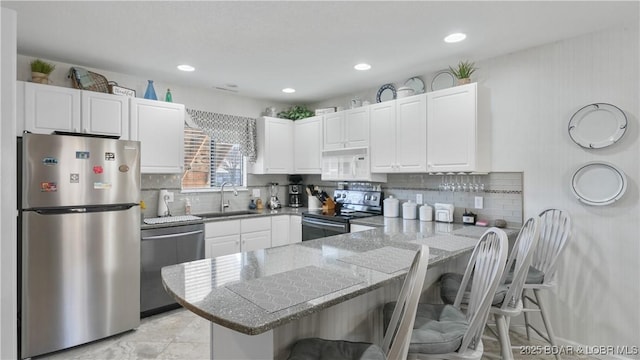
[{"xmin": 69, "ymin": 67, "xmax": 110, "ymax": 93}]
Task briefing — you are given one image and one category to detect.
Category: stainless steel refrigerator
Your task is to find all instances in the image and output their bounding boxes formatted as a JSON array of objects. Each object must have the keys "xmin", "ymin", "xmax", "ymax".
[{"xmin": 19, "ymin": 133, "xmax": 141, "ymax": 359}]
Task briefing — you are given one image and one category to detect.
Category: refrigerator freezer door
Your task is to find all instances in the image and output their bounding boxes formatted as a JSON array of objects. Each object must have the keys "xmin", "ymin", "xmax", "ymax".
[
  {"xmin": 21, "ymin": 206, "xmax": 140, "ymax": 358},
  {"xmin": 22, "ymin": 133, "xmax": 140, "ymax": 209}
]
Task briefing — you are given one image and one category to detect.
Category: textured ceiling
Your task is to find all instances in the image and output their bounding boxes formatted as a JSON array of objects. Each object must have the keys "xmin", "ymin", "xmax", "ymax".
[{"xmin": 3, "ymin": 1, "xmax": 638, "ymax": 103}]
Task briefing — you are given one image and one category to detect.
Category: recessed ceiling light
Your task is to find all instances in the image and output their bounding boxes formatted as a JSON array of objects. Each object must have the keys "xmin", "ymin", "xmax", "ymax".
[
  {"xmin": 282, "ymin": 88, "xmax": 296, "ymax": 93},
  {"xmin": 177, "ymin": 64, "xmax": 195, "ymax": 72},
  {"xmin": 354, "ymin": 63, "xmax": 371, "ymax": 71},
  {"xmin": 444, "ymin": 33, "xmax": 466, "ymax": 43}
]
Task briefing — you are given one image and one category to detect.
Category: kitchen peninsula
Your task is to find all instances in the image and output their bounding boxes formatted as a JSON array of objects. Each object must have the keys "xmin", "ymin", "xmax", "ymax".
[{"xmin": 161, "ymin": 220, "xmax": 518, "ymax": 359}]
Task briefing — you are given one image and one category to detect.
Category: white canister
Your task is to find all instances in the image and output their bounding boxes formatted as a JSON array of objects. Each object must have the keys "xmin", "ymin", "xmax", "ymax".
[
  {"xmin": 419, "ymin": 205, "xmax": 433, "ymax": 222},
  {"xmin": 383, "ymin": 196, "xmax": 400, "ymax": 217},
  {"xmin": 402, "ymin": 200, "xmax": 418, "ymax": 220}
]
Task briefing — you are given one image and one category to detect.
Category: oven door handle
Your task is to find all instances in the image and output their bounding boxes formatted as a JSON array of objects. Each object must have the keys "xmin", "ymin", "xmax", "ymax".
[{"xmin": 302, "ymin": 218, "xmax": 349, "ymax": 230}]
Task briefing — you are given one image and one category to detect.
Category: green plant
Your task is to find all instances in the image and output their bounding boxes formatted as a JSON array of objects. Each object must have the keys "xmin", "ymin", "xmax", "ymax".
[
  {"xmin": 30, "ymin": 59, "xmax": 56, "ymax": 74},
  {"xmin": 277, "ymin": 105, "xmax": 313, "ymax": 120},
  {"xmin": 449, "ymin": 60, "xmax": 477, "ymax": 79}
]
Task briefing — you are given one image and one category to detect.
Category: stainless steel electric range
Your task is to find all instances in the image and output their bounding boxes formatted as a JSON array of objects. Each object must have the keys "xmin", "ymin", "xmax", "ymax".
[{"xmin": 301, "ymin": 189, "xmax": 383, "ymax": 241}]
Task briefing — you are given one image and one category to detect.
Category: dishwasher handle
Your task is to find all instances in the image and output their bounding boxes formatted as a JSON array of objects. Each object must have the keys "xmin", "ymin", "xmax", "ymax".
[{"xmin": 141, "ymin": 229, "xmax": 203, "ymax": 240}]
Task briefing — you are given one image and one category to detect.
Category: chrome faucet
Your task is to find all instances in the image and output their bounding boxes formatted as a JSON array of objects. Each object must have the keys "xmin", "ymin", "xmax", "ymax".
[{"xmin": 220, "ymin": 182, "xmax": 238, "ymax": 212}]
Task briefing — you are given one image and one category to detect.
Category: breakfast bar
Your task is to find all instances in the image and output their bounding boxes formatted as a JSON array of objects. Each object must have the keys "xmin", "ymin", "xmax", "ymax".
[{"xmin": 161, "ymin": 220, "xmax": 518, "ymax": 359}]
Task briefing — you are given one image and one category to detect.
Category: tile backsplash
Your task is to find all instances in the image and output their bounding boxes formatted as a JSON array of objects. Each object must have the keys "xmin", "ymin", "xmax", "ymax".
[
  {"xmin": 141, "ymin": 173, "xmax": 290, "ymax": 218},
  {"xmin": 302, "ymin": 172, "xmax": 523, "ymax": 228},
  {"xmin": 142, "ymin": 172, "xmax": 523, "ymax": 228}
]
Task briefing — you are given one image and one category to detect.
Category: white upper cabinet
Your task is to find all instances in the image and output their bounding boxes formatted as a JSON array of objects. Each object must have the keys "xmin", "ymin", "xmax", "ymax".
[
  {"xmin": 322, "ymin": 112, "xmax": 345, "ymax": 150},
  {"xmin": 370, "ymin": 94, "xmax": 427, "ymax": 173},
  {"xmin": 130, "ymin": 98, "xmax": 185, "ymax": 174},
  {"xmin": 370, "ymin": 101, "xmax": 396, "ymax": 172},
  {"xmin": 293, "ymin": 115, "xmax": 322, "ymax": 174},
  {"xmin": 396, "ymin": 95, "xmax": 428, "ymax": 171},
  {"xmin": 21, "ymin": 81, "xmax": 129, "ymax": 139},
  {"xmin": 81, "ymin": 91, "xmax": 129, "ymax": 138},
  {"xmin": 23, "ymin": 81, "xmax": 81, "ymax": 135},
  {"xmin": 322, "ymin": 107, "xmax": 370, "ymax": 150},
  {"xmin": 251, "ymin": 117, "xmax": 294, "ymax": 174},
  {"xmin": 344, "ymin": 107, "xmax": 370, "ymax": 148},
  {"xmin": 426, "ymin": 83, "xmax": 489, "ymax": 173}
]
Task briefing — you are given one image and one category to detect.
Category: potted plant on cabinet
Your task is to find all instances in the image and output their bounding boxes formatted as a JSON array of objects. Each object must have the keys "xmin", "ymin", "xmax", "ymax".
[
  {"xmin": 277, "ymin": 105, "xmax": 313, "ymax": 120},
  {"xmin": 449, "ymin": 60, "xmax": 476, "ymax": 85},
  {"xmin": 30, "ymin": 59, "xmax": 56, "ymax": 84}
]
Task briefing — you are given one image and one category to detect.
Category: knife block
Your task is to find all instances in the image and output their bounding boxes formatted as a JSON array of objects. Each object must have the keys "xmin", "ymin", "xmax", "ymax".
[
  {"xmin": 322, "ymin": 198, "xmax": 335, "ymax": 212},
  {"xmin": 308, "ymin": 196, "xmax": 322, "ymax": 210}
]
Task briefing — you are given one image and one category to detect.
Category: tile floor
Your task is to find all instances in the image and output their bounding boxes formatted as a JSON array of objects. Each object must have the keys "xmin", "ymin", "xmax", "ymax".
[{"xmin": 35, "ymin": 308, "xmax": 595, "ymax": 360}]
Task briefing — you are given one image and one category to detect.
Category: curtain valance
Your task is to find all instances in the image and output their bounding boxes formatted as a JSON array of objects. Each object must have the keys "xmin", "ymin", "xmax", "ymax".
[{"xmin": 185, "ymin": 109, "xmax": 257, "ymax": 162}]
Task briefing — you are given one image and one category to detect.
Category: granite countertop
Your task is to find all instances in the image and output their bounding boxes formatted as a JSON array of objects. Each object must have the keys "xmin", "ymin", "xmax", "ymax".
[
  {"xmin": 161, "ymin": 220, "xmax": 520, "ymax": 335},
  {"xmin": 141, "ymin": 207, "xmax": 307, "ymax": 230}
]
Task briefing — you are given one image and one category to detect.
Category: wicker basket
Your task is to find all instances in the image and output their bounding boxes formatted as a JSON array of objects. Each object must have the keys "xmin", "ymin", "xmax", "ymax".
[{"xmin": 69, "ymin": 67, "xmax": 110, "ymax": 93}]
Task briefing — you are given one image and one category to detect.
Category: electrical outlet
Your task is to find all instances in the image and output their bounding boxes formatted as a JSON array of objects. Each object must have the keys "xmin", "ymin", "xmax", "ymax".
[
  {"xmin": 252, "ymin": 189, "xmax": 261, "ymax": 198},
  {"xmin": 474, "ymin": 196, "xmax": 483, "ymax": 209},
  {"xmin": 416, "ymin": 194, "xmax": 423, "ymax": 205},
  {"xmin": 164, "ymin": 191, "xmax": 174, "ymax": 203}
]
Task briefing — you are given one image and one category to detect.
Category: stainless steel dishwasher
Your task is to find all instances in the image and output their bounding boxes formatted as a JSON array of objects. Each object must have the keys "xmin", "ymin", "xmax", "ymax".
[{"xmin": 140, "ymin": 223, "xmax": 204, "ymax": 317}]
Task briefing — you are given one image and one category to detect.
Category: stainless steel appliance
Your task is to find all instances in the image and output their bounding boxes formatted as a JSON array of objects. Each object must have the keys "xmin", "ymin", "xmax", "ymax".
[
  {"xmin": 141, "ymin": 223, "xmax": 204, "ymax": 317},
  {"xmin": 18, "ymin": 133, "xmax": 141, "ymax": 359},
  {"xmin": 289, "ymin": 184, "xmax": 302, "ymax": 208},
  {"xmin": 302, "ymin": 189, "xmax": 383, "ymax": 241}
]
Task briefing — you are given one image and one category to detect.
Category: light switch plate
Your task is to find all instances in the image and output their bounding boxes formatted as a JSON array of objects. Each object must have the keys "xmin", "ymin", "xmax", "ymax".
[
  {"xmin": 474, "ymin": 196, "xmax": 483, "ymax": 209},
  {"xmin": 252, "ymin": 189, "xmax": 261, "ymax": 198},
  {"xmin": 416, "ymin": 194, "xmax": 423, "ymax": 205}
]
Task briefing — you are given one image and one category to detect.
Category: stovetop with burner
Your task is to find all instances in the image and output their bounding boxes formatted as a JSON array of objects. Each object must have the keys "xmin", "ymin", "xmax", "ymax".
[{"xmin": 303, "ymin": 189, "xmax": 384, "ymax": 223}]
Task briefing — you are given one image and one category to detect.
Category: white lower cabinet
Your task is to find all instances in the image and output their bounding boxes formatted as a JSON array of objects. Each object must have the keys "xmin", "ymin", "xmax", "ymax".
[
  {"xmin": 271, "ymin": 215, "xmax": 291, "ymax": 247},
  {"xmin": 207, "ymin": 234, "xmax": 241, "ymax": 258},
  {"xmin": 290, "ymin": 215, "xmax": 302, "ymax": 244},
  {"xmin": 204, "ymin": 215, "xmax": 303, "ymax": 257},
  {"xmin": 205, "ymin": 220, "xmax": 241, "ymax": 258}
]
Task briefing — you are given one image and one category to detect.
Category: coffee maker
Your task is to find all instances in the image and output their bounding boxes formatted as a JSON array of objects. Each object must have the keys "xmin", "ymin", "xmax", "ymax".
[
  {"xmin": 288, "ymin": 184, "xmax": 302, "ymax": 208},
  {"xmin": 288, "ymin": 175, "xmax": 303, "ymax": 208}
]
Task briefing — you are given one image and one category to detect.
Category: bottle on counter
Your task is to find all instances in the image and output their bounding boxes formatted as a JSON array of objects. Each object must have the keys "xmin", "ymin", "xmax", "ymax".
[
  {"xmin": 256, "ymin": 198, "xmax": 264, "ymax": 210},
  {"xmin": 249, "ymin": 199, "xmax": 257, "ymax": 210},
  {"xmin": 184, "ymin": 198, "xmax": 191, "ymax": 215},
  {"xmin": 165, "ymin": 88, "xmax": 172, "ymax": 102}
]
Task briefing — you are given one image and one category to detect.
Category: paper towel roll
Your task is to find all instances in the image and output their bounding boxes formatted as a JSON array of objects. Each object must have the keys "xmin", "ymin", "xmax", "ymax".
[{"xmin": 157, "ymin": 189, "xmax": 170, "ymax": 217}]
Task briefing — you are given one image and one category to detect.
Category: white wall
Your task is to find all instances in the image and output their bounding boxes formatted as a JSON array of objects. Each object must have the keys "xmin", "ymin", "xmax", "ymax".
[
  {"xmin": 0, "ymin": 7, "xmax": 18, "ymax": 360},
  {"xmin": 16, "ymin": 55, "xmax": 291, "ymax": 118},
  {"xmin": 484, "ymin": 23, "xmax": 639, "ymax": 352},
  {"xmin": 314, "ymin": 23, "xmax": 640, "ymax": 352}
]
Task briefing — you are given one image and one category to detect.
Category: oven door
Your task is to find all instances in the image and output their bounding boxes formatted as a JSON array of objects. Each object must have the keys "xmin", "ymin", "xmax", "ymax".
[{"xmin": 301, "ymin": 216, "xmax": 349, "ymax": 241}]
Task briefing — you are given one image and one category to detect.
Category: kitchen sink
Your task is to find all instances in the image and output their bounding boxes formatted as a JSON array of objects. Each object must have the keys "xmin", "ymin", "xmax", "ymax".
[{"xmin": 196, "ymin": 210, "xmax": 258, "ymax": 219}]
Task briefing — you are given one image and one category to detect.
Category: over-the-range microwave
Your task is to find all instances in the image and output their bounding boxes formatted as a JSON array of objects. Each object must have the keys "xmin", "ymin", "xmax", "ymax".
[{"xmin": 321, "ymin": 147, "xmax": 387, "ymax": 182}]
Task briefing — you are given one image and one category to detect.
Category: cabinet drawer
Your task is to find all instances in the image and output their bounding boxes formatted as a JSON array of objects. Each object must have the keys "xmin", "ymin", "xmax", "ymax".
[
  {"xmin": 205, "ymin": 220, "xmax": 240, "ymax": 237},
  {"xmin": 241, "ymin": 217, "xmax": 271, "ymax": 233}
]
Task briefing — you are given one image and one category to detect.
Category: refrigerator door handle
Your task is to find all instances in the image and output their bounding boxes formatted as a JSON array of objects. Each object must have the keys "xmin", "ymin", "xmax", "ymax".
[{"xmin": 33, "ymin": 204, "xmax": 138, "ymax": 215}]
